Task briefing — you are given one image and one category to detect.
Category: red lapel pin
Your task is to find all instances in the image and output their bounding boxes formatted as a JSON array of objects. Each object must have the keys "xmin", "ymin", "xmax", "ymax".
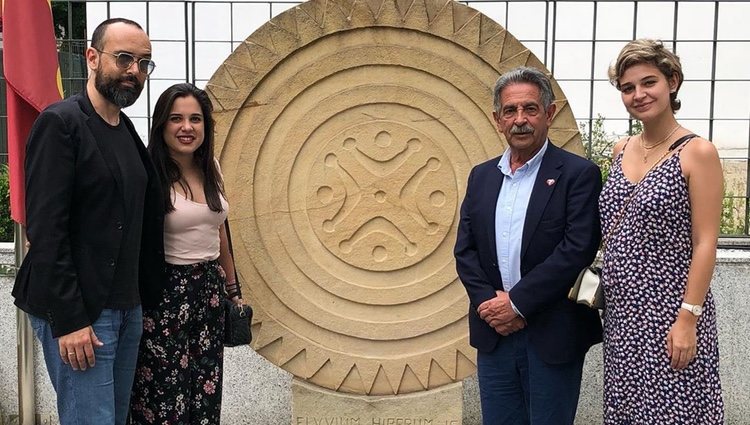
[{"xmin": 546, "ymin": 179, "xmax": 556, "ymax": 186}]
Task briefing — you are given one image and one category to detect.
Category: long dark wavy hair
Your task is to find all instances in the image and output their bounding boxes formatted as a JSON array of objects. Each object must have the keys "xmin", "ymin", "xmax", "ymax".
[{"xmin": 148, "ymin": 83, "xmax": 225, "ymax": 213}]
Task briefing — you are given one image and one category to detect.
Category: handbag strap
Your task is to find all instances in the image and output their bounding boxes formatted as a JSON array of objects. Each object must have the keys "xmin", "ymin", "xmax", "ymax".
[{"xmin": 601, "ymin": 133, "xmax": 697, "ymax": 251}]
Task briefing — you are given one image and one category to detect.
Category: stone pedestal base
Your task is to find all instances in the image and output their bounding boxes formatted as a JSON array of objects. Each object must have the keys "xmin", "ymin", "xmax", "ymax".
[{"xmin": 292, "ymin": 379, "xmax": 463, "ymax": 425}]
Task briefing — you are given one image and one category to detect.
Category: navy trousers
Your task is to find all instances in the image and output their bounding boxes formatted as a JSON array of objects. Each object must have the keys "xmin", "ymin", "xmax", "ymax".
[{"xmin": 476, "ymin": 328, "xmax": 585, "ymax": 425}]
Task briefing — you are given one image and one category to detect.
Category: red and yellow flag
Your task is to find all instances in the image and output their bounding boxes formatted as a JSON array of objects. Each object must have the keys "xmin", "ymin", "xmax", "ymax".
[{"xmin": 2, "ymin": 0, "xmax": 64, "ymax": 224}]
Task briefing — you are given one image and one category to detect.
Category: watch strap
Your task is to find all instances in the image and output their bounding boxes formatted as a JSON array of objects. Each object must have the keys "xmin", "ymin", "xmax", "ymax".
[{"xmin": 681, "ymin": 302, "xmax": 703, "ymax": 316}]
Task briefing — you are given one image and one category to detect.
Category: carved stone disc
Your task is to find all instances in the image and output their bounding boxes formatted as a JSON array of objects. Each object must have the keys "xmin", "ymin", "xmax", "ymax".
[{"xmin": 206, "ymin": 0, "xmax": 581, "ymax": 395}]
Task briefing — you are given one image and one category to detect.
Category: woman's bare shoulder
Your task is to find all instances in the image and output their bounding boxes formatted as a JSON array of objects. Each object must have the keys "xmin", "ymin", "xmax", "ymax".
[
  {"xmin": 680, "ymin": 135, "xmax": 719, "ymax": 163},
  {"xmin": 611, "ymin": 136, "xmax": 631, "ymax": 158}
]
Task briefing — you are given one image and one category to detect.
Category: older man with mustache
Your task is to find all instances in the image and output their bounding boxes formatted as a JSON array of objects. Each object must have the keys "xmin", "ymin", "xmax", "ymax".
[
  {"xmin": 13, "ymin": 18, "xmax": 164, "ymax": 425},
  {"xmin": 454, "ymin": 67, "xmax": 603, "ymax": 425}
]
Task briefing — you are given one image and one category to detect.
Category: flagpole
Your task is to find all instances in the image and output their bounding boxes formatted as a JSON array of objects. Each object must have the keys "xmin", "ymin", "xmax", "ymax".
[
  {"xmin": 15, "ymin": 223, "xmax": 35, "ymax": 425},
  {"xmin": 4, "ymin": 0, "xmax": 61, "ymax": 420}
]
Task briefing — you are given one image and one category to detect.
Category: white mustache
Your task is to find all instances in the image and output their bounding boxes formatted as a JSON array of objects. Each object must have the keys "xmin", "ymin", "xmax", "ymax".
[{"xmin": 510, "ymin": 124, "xmax": 534, "ymax": 134}]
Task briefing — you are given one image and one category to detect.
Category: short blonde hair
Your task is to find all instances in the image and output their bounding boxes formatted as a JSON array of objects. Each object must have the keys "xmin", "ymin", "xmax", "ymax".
[{"xmin": 608, "ymin": 39, "xmax": 684, "ymax": 111}]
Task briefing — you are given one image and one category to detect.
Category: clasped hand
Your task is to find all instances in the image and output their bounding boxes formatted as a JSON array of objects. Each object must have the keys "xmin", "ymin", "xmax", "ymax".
[{"xmin": 477, "ymin": 291, "xmax": 526, "ymax": 336}]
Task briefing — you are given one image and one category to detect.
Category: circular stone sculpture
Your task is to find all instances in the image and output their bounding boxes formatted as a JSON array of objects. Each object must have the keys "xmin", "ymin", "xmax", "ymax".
[{"xmin": 206, "ymin": 0, "xmax": 582, "ymax": 395}]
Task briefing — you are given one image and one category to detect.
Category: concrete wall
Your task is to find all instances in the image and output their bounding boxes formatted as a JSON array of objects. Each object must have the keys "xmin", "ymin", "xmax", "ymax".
[{"xmin": 1, "ymin": 246, "xmax": 748, "ymax": 424}]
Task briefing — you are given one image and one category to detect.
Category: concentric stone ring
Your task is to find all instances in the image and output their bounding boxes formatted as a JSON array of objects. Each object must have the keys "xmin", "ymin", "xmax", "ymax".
[{"xmin": 207, "ymin": 0, "xmax": 581, "ymax": 395}]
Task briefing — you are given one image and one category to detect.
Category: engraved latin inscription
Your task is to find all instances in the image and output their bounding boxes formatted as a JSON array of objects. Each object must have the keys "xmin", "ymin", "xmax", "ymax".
[{"xmin": 295, "ymin": 418, "xmax": 460, "ymax": 425}]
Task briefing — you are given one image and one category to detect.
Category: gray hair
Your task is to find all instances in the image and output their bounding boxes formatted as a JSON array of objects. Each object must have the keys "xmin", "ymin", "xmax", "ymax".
[{"xmin": 492, "ymin": 67, "xmax": 555, "ymax": 112}]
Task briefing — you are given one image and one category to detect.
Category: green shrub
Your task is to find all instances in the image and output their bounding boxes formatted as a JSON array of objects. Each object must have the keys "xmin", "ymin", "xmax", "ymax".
[
  {"xmin": 721, "ymin": 190, "xmax": 746, "ymax": 235},
  {"xmin": 0, "ymin": 165, "xmax": 14, "ymax": 242},
  {"xmin": 579, "ymin": 115, "xmax": 641, "ymax": 183}
]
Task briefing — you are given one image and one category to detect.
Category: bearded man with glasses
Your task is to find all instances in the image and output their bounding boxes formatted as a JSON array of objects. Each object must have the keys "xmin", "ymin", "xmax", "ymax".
[{"xmin": 13, "ymin": 18, "xmax": 164, "ymax": 425}]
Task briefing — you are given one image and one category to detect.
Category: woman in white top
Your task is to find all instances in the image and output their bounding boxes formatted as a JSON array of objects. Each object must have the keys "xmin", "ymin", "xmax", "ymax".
[{"xmin": 130, "ymin": 83, "xmax": 241, "ymax": 424}]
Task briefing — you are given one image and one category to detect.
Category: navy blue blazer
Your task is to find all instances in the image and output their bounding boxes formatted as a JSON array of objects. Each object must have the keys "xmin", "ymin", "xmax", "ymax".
[{"xmin": 454, "ymin": 143, "xmax": 603, "ymax": 364}]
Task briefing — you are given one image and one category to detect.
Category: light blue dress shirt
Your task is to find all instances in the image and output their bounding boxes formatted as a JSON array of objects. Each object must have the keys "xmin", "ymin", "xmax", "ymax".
[{"xmin": 495, "ymin": 140, "xmax": 549, "ymax": 317}]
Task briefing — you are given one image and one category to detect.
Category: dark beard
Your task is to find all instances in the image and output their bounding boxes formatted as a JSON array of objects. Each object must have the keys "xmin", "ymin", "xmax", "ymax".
[{"xmin": 94, "ymin": 72, "xmax": 142, "ymax": 108}]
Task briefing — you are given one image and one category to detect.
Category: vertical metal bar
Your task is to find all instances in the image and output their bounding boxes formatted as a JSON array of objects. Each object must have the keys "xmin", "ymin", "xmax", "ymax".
[
  {"xmin": 671, "ymin": 0, "xmax": 679, "ymax": 119},
  {"xmin": 67, "ymin": 1, "xmax": 74, "ymax": 97},
  {"xmin": 185, "ymin": 1, "xmax": 191, "ymax": 82},
  {"xmin": 67, "ymin": 1, "xmax": 73, "ymax": 38},
  {"xmin": 16, "ymin": 224, "xmax": 34, "ymax": 425},
  {"xmin": 629, "ymin": 0, "xmax": 639, "ymax": 135},
  {"xmin": 746, "ymin": 109, "xmax": 750, "ymax": 235},
  {"xmin": 504, "ymin": 1, "xmax": 508, "ymax": 30},
  {"xmin": 708, "ymin": 1, "xmax": 719, "ymax": 141},
  {"xmin": 549, "ymin": 0, "xmax": 557, "ymax": 74},
  {"xmin": 671, "ymin": 4, "xmax": 679, "ymax": 141},
  {"xmin": 673, "ymin": 0, "xmax": 679, "ymax": 44},
  {"xmin": 543, "ymin": 1, "xmax": 549, "ymax": 65},
  {"xmin": 192, "ymin": 1, "xmax": 197, "ymax": 86},
  {"xmin": 586, "ymin": 1, "xmax": 598, "ymax": 152},
  {"xmin": 146, "ymin": 2, "xmax": 152, "ymax": 131}
]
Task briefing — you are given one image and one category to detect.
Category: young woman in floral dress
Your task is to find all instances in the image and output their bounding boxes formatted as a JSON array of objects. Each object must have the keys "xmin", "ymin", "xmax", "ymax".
[
  {"xmin": 600, "ymin": 39, "xmax": 724, "ymax": 424},
  {"xmin": 129, "ymin": 83, "xmax": 242, "ymax": 424}
]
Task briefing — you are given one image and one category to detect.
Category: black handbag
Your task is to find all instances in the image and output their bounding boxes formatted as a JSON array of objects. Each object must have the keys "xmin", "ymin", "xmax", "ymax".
[
  {"xmin": 221, "ymin": 219, "xmax": 252, "ymax": 347},
  {"xmin": 223, "ymin": 299, "xmax": 253, "ymax": 347}
]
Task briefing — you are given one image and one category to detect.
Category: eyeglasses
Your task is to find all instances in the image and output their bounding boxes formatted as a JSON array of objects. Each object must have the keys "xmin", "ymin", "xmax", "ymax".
[
  {"xmin": 97, "ymin": 49, "xmax": 156, "ymax": 75},
  {"xmin": 500, "ymin": 104, "xmax": 541, "ymax": 120}
]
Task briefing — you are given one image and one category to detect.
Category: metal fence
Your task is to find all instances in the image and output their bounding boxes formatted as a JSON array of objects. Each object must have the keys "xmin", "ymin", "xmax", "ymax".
[{"xmin": 2, "ymin": 0, "xmax": 749, "ymax": 236}]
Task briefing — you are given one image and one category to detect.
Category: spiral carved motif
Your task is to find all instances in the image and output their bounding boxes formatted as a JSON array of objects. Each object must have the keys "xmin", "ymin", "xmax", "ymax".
[{"xmin": 207, "ymin": 0, "xmax": 581, "ymax": 395}]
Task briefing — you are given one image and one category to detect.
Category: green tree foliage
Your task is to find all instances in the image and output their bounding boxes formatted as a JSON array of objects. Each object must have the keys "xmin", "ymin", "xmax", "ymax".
[
  {"xmin": 721, "ymin": 191, "xmax": 746, "ymax": 235},
  {"xmin": 52, "ymin": 3, "xmax": 88, "ymax": 99},
  {"xmin": 51, "ymin": 2, "xmax": 87, "ymax": 41},
  {"xmin": 579, "ymin": 115, "xmax": 641, "ymax": 182}
]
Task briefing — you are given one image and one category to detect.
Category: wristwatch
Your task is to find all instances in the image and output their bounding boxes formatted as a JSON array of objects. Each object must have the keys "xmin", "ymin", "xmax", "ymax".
[{"xmin": 681, "ymin": 302, "xmax": 703, "ymax": 316}]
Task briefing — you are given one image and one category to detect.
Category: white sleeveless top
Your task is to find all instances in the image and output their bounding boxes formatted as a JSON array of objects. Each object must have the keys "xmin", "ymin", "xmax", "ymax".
[{"xmin": 164, "ymin": 188, "xmax": 229, "ymax": 265}]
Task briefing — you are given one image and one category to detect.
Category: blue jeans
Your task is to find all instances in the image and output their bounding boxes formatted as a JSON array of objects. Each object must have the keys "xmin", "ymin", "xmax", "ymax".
[
  {"xmin": 477, "ymin": 329, "xmax": 584, "ymax": 425},
  {"xmin": 30, "ymin": 307, "xmax": 143, "ymax": 425}
]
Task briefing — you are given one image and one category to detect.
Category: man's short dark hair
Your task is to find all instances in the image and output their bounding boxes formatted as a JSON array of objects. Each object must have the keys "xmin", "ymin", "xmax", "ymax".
[{"xmin": 91, "ymin": 18, "xmax": 143, "ymax": 50}]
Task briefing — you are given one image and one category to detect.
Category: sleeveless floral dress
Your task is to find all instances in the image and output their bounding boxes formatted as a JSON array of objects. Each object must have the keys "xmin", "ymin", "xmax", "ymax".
[{"xmin": 599, "ymin": 138, "xmax": 724, "ymax": 424}]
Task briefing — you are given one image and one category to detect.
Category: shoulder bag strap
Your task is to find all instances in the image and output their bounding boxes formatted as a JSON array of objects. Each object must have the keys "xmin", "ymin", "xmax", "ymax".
[{"xmin": 601, "ymin": 133, "xmax": 697, "ymax": 251}]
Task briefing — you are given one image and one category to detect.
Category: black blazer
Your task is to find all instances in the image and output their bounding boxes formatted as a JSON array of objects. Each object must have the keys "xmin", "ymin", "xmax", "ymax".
[
  {"xmin": 454, "ymin": 143, "xmax": 603, "ymax": 364},
  {"xmin": 13, "ymin": 90, "xmax": 165, "ymax": 338}
]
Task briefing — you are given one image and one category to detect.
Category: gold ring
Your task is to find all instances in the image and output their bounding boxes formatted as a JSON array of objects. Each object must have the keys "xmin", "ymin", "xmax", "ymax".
[{"xmin": 67, "ymin": 353, "xmax": 76, "ymax": 356}]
